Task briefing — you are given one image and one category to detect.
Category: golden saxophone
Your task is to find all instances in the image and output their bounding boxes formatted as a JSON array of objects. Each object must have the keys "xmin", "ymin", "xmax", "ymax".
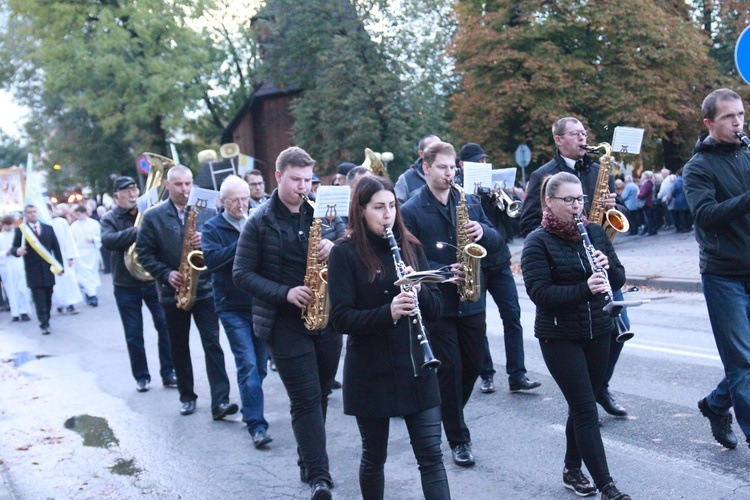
[
  {"xmin": 585, "ymin": 143, "xmax": 629, "ymax": 241},
  {"xmin": 124, "ymin": 153, "xmax": 172, "ymax": 281},
  {"xmin": 451, "ymin": 182, "xmax": 487, "ymax": 302},
  {"xmin": 175, "ymin": 200, "xmax": 208, "ymax": 311},
  {"xmin": 301, "ymin": 194, "xmax": 330, "ymax": 330}
]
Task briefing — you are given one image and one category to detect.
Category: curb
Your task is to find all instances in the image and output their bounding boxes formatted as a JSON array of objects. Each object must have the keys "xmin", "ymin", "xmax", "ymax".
[
  {"xmin": 625, "ymin": 276, "xmax": 702, "ymax": 293},
  {"xmin": 0, "ymin": 462, "xmax": 15, "ymax": 500}
]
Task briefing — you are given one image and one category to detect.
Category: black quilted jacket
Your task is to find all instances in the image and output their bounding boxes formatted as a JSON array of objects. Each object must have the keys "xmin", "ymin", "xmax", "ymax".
[
  {"xmin": 521, "ymin": 222, "xmax": 625, "ymax": 340},
  {"xmin": 232, "ymin": 190, "xmax": 346, "ymax": 342}
]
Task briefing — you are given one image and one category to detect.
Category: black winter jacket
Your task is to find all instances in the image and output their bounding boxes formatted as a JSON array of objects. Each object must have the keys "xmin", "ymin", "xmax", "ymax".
[
  {"xmin": 519, "ymin": 150, "xmax": 624, "ymax": 238},
  {"xmin": 521, "ymin": 222, "xmax": 625, "ymax": 340},
  {"xmin": 100, "ymin": 205, "xmax": 148, "ymax": 288},
  {"xmin": 232, "ymin": 190, "xmax": 346, "ymax": 342},
  {"xmin": 683, "ymin": 136, "xmax": 750, "ymax": 279},
  {"xmin": 328, "ymin": 232, "xmax": 442, "ymax": 418},
  {"xmin": 11, "ymin": 222, "xmax": 63, "ymax": 288}
]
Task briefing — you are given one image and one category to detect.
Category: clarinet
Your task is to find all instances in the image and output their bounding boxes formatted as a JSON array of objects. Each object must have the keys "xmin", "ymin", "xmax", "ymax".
[
  {"xmin": 384, "ymin": 225, "xmax": 441, "ymax": 375},
  {"xmin": 574, "ymin": 215, "xmax": 634, "ymax": 342},
  {"xmin": 737, "ymin": 131, "xmax": 750, "ymax": 148}
]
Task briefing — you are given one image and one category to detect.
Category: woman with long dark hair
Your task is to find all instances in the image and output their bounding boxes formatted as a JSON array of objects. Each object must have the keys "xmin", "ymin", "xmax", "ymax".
[
  {"xmin": 328, "ymin": 176, "xmax": 450, "ymax": 499},
  {"xmin": 521, "ymin": 172, "xmax": 630, "ymax": 500}
]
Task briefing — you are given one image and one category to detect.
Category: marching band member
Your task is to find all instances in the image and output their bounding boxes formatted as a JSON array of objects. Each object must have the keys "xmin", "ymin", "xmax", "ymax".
[
  {"xmin": 521, "ymin": 172, "xmax": 629, "ymax": 499},
  {"xmin": 401, "ymin": 141, "xmax": 500, "ymax": 467},
  {"xmin": 233, "ymin": 147, "xmax": 345, "ymax": 500},
  {"xmin": 328, "ymin": 176, "xmax": 450, "ymax": 500},
  {"xmin": 136, "ymin": 166, "xmax": 236, "ymax": 419}
]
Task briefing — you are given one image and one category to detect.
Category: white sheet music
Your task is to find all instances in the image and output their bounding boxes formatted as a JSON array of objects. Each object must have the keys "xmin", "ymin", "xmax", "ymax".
[
  {"xmin": 462, "ymin": 162, "xmax": 493, "ymax": 194},
  {"xmin": 313, "ymin": 186, "xmax": 350, "ymax": 219},
  {"xmin": 612, "ymin": 127, "xmax": 645, "ymax": 155},
  {"xmin": 137, "ymin": 193, "xmax": 150, "ymax": 213},
  {"xmin": 492, "ymin": 168, "xmax": 518, "ymax": 189},
  {"xmin": 187, "ymin": 186, "xmax": 220, "ymax": 209}
]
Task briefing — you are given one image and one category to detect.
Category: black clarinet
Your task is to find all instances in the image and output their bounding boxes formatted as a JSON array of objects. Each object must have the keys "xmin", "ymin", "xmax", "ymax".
[
  {"xmin": 384, "ymin": 225, "xmax": 441, "ymax": 375},
  {"xmin": 737, "ymin": 131, "xmax": 750, "ymax": 148},
  {"xmin": 574, "ymin": 215, "xmax": 634, "ymax": 342}
]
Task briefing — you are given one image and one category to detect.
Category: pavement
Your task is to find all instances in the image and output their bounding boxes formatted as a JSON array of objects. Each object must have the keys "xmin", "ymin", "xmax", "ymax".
[{"xmin": 509, "ymin": 226, "xmax": 702, "ymax": 293}]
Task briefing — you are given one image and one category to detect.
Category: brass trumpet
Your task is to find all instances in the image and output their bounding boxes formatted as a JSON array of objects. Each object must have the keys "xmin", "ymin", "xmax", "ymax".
[{"xmin": 493, "ymin": 188, "xmax": 522, "ymax": 218}]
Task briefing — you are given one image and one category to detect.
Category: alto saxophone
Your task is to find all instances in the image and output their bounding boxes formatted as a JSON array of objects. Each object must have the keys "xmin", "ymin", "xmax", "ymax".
[
  {"xmin": 451, "ymin": 182, "xmax": 487, "ymax": 302},
  {"xmin": 584, "ymin": 143, "xmax": 629, "ymax": 241},
  {"xmin": 300, "ymin": 195, "xmax": 330, "ymax": 331},
  {"xmin": 175, "ymin": 200, "xmax": 208, "ymax": 311}
]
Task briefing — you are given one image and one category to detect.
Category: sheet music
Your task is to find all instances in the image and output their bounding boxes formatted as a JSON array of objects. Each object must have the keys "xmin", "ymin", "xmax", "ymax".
[
  {"xmin": 612, "ymin": 127, "xmax": 645, "ymax": 155},
  {"xmin": 313, "ymin": 186, "xmax": 350, "ymax": 219},
  {"xmin": 187, "ymin": 186, "xmax": 220, "ymax": 209},
  {"xmin": 137, "ymin": 193, "xmax": 150, "ymax": 213},
  {"xmin": 492, "ymin": 168, "xmax": 518, "ymax": 189},
  {"xmin": 462, "ymin": 162, "xmax": 493, "ymax": 194}
]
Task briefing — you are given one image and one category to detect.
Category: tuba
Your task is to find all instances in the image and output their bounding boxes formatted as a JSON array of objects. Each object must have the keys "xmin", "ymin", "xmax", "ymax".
[
  {"xmin": 175, "ymin": 200, "xmax": 208, "ymax": 311},
  {"xmin": 585, "ymin": 143, "xmax": 629, "ymax": 241},
  {"xmin": 300, "ymin": 195, "xmax": 330, "ymax": 330},
  {"xmin": 124, "ymin": 153, "xmax": 172, "ymax": 281},
  {"xmin": 451, "ymin": 182, "xmax": 487, "ymax": 302},
  {"xmin": 360, "ymin": 148, "xmax": 390, "ymax": 181}
]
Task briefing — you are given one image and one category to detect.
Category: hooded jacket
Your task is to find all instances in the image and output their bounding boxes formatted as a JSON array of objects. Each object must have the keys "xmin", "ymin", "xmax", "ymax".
[{"xmin": 683, "ymin": 136, "xmax": 750, "ymax": 278}]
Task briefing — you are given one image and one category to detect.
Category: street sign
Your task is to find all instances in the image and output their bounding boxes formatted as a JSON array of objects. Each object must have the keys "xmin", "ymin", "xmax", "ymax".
[
  {"xmin": 137, "ymin": 155, "xmax": 150, "ymax": 176},
  {"xmin": 737, "ymin": 25, "xmax": 750, "ymax": 85},
  {"xmin": 515, "ymin": 144, "xmax": 531, "ymax": 168}
]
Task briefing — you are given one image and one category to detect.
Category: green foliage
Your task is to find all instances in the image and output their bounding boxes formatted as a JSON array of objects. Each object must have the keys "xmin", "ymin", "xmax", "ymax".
[
  {"xmin": 450, "ymin": 0, "xmax": 726, "ymax": 173},
  {"xmin": 0, "ymin": 131, "xmax": 26, "ymax": 169}
]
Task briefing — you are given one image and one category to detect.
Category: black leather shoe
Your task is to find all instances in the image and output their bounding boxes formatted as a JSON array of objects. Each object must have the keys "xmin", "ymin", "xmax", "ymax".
[
  {"xmin": 451, "ymin": 443, "xmax": 475, "ymax": 466},
  {"xmin": 509, "ymin": 375, "xmax": 541, "ymax": 392},
  {"xmin": 698, "ymin": 397, "xmax": 738, "ymax": 449},
  {"xmin": 331, "ymin": 379, "xmax": 342, "ymax": 389},
  {"xmin": 597, "ymin": 390, "xmax": 628, "ymax": 417},
  {"xmin": 41, "ymin": 327, "xmax": 50, "ymax": 335},
  {"xmin": 480, "ymin": 377, "xmax": 495, "ymax": 393},
  {"xmin": 136, "ymin": 379, "xmax": 150, "ymax": 392},
  {"xmin": 310, "ymin": 480, "xmax": 332, "ymax": 500},
  {"xmin": 66, "ymin": 305, "xmax": 79, "ymax": 315},
  {"xmin": 162, "ymin": 373, "xmax": 178, "ymax": 388},
  {"xmin": 20, "ymin": 314, "xmax": 30, "ymax": 321},
  {"xmin": 11, "ymin": 317, "xmax": 19, "ymax": 322},
  {"xmin": 89, "ymin": 296, "xmax": 98, "ymax": 307},
  {"xmin": 251, "ymin": 429, "xmax": 273, "ymax": 448},
  {"xmin": 212, "ymin": 402, "xmax": 239, "ymax": 421},
  {"xmin": 180, "ymin": 401, "xmax": 196, "ymax": 416}
]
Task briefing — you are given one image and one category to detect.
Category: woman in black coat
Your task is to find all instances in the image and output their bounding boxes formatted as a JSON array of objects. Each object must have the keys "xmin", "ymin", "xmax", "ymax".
[
  {"xmin": 328, "ymin": 176, "xmax": 450, "ymax": 500},
  {"xmin": 521, "ymin": 172, "xmax": 630, "ymax": 500}
]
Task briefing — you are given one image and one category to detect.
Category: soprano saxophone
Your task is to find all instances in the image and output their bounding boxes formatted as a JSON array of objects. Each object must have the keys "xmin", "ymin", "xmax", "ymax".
[
  {"xmin": 451, "ymin": 182, "xmax": 487, "ymax": 302},
  {"xmin": 301, "ymin": 194, "xmax": 330, "ymax": 331},
  {"xmin": 584, "ymin": 143, "xmax": 629, "ymax": 241}
]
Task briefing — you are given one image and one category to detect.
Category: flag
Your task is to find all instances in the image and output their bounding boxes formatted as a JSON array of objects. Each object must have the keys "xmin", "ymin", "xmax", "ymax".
[
  {"xmin": 23, "ymin": 153, "xmax": 52, "ymax": 224},
  {"xmin": 238, "ymin": 154, "xmax": 255, "ymax": 176}
]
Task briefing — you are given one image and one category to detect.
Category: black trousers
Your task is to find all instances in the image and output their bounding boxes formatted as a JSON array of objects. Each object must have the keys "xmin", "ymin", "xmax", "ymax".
[
  {"xmin": 356, "ymin": 406, "xmax": 450, "ymax": 500},
  {"xmin": 428, "ymin": 312, "xmax": 486, "ymax": 448},
  {"xmin": 30, "ymin": 286, "xmax": 52, "ymax": 329},
  {"xmin": 269, "ymin": 316, "xmax": 342, "ymax": 486},
  {"xmin": 161, "ymin": 297, "xmax": 231, "ymax": 410},
  {"xmin": 539, "ymin": 334, "xmax": 613, "ymax": 490}
]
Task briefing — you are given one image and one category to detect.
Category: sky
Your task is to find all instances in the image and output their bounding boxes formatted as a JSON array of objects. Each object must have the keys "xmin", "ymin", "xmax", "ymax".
[{"xmin": 0, "ymin": 90, "xmax": 27, "ymax": 139}]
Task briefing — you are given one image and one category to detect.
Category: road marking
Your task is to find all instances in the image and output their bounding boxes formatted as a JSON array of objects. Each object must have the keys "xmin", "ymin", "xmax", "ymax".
[{"xmin": 626, "ymin": 342, "xmax": 721, "ymax": 362}]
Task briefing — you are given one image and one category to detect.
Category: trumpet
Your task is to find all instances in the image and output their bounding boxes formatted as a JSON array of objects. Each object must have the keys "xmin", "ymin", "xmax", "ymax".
[{"xmin": 492, "ymin": 187, "xmax": 522, "ymax": 218}]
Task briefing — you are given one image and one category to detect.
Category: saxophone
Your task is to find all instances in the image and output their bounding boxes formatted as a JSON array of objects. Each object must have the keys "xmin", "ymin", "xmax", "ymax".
[
  {"xmin": 175, "ymin": 200, "xmax": 208, "ymax": 311},
  {"xmin": 451, "ymin": 182, "xmax": 487, "ymax": 302},
  {"xmin": 585, "ymin": 143, "xmax": 629, "ymax": 241},
  {"xmin": 300, "ymin": 195, "xmax": 330, "ymax": 330}
]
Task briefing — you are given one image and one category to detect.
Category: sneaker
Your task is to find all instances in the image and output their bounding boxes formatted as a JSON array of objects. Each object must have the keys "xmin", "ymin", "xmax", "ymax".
[
  {"xmin": 136, "ymin": 379, "xmax": 150, "ymax": 392},
  {"xmin": 480, "ymin": 377, "xmax": 495, "ymax": 393},
  {"xmin": 563, "ymin": 468, "xmax": 596, "ymax": 497},
  {"xmin": 600, "ymin": 482, "xmax": 631, "ymax": 500},
  {"xmin": 698, "ymin": 397, "xmax": 738, "ymax": 449}
]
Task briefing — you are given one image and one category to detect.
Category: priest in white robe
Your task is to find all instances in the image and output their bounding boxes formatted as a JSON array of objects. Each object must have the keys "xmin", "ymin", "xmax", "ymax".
[
  {"xmin": 51, "ymin": 203, "xmax": 83, "ymax": 314},
  {"xmin": 0, "ymin": 215, "xmax": 32, "ymax": 321},
  {"xmin": 71, "ymin": 204, "xmax": 101, "ymax": 306}
]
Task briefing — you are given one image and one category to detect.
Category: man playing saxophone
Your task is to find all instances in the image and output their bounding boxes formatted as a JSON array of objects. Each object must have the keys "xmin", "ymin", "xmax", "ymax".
[
  {"xmin": 401, "ymin": 141, "xmax": 501, "ymax": 467},
  {"xmin": 136, "ymin": 165, "xmax": 237, "ymax": 419},
  {"xmin": 233, "ymin": 147, "xmax": 345, "ymax": 500}
]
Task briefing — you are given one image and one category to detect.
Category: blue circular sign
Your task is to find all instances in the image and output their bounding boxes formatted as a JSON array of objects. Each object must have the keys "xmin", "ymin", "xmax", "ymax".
[
  {"xmin": 137, "ymin": 155, "xmax": 150, "ymax": 175},
  {"xmin": 736, "ymin": 26, "xmax": 750, "ymax": 85}
]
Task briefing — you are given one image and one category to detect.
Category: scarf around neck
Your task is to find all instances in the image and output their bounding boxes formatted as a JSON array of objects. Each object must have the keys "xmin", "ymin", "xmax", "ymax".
[{"xmin": 541, "ymin": 208, "xmax": 587, "ymax": 242}]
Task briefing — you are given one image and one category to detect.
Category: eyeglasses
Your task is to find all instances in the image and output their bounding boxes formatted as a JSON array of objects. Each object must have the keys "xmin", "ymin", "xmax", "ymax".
[
  {"xmin": 248, "ymin": 182, "xmax": 264, "ymax": 188},
  {"xmin": 550, "ymin": 195, "xmax": 588, "ymax": 205},
  {"xmin": 224, "ymin": 197, "xmax": 250, "ymax": 206},
  {"xmin": 561, "ymin": 130, "xmax": 588, "ymax": 138}
]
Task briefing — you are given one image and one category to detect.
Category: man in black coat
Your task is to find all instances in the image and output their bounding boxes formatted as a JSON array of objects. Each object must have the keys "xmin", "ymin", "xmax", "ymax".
[
  {"xmin": 518, "ymin": 117, "xmax": 630, "ymax": 418},
  {"xmin": 12, "ymin": 204, "xmax": 63, "ymax": 335},
  {"xmin": 136, "ymin": 165, "xmax": 236, "ymax": 420},
  {"xmin": 100, "ymin": 176, "xmax": 176, "ymax": 393},
  {"xmin": 233, "ymin": 147, "xmax": 345, "ymax": 500},
  {"xmin": 401, "ymin": 141, "xmax": 501, "ymax": 468}
]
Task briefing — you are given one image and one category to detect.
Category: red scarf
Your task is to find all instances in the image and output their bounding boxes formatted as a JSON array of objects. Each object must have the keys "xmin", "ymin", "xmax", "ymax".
[{"xmin": 541, "ymin": 208, "xmax": 587, "ymax": 242}]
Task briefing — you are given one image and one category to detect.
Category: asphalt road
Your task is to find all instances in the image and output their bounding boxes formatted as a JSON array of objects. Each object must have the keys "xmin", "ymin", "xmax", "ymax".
[{"xmin": 1, "ymin": 272, "xmax": 749, "ymax": 499}]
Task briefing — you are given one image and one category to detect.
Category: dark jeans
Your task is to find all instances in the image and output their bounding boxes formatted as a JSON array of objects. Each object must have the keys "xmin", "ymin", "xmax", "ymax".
[
  {"xmin": 702, "ymin": 275, "xmax": 750, "ymax": 441},
  {"xmin": 673, "ymin": 209, "xmax": 693, "ymax": 232},
  {"xmin": 30, "ymin": 286, "xmax": 52, "ymax": 329},
  {"xmin": 539, "ymin": 334, "xmax": 613, "ymax": 490},
  {"xmin": 269, "ymin": 316, "xmax": 343, "ymax": 485},
  {"xmin": 114, "ymin": 284, "xmax": 174, "ymax": 382},
  {"xmin": 480, "ymin": 265, "xmax": 526, "ymax": 382},
  {"xmin": 356, "ymin": 405, "xmax": 450, "ymax": 500},
  {"xmin": 218, "ymin": 310, "xmax": 269, "ymax": 432},
  {"xmin": 643, "ymin": 206, "xmax": 658, "ymax": 235},
  {"xmin": 161, "ymin": 297, "xmax": 231, "ymax": 410},
  {"xmin": 627, "ymin": 209, "xmax": 642, "ymax": 235},
  {"xmin": 429, "ymin": 312, "xmax": 485, "ymax": 448}
]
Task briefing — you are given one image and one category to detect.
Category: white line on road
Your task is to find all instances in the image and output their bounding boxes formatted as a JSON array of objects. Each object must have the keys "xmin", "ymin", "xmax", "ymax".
[{"xmin": 626, "ymin": 342, "xmax": 722, "ymax": 362}]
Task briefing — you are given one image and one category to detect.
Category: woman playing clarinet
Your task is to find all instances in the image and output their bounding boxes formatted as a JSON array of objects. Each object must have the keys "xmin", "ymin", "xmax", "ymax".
[
  {"xmin": 328, "ymin": 176, "xmax": 451, "ymax": 499},
  {"xmin": 521, "ymin": 172, "xmax": 630, "ymax": 500}
]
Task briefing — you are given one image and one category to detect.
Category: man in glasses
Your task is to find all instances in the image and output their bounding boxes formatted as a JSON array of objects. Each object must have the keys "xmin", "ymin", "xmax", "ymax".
[
  {"xmin": 244, "ymin": 169, "xmax": 270, "ymax": 209},
  {"xmin": 519, "ymin": 116, "xmax": 630, "ymax": 419}
]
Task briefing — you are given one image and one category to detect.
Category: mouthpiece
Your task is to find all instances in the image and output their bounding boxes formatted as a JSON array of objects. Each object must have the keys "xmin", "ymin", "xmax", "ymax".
[
  {"xmin": 583, "ymin": 145, "xmax": 598, "ymax": 152},
  {"xmin": 737, "ymin": 131, "xmax": 750, "ymax": 148}
]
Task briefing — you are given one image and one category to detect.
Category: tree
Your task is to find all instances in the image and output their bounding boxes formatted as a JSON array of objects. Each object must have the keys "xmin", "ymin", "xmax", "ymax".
[
  {"xmin": 0, "ymin": 130, "xmax": 26, "ymax": 169},
  {"xmin": 450, "ymin": 0, "xmax": 723, "ymax": 173}
]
